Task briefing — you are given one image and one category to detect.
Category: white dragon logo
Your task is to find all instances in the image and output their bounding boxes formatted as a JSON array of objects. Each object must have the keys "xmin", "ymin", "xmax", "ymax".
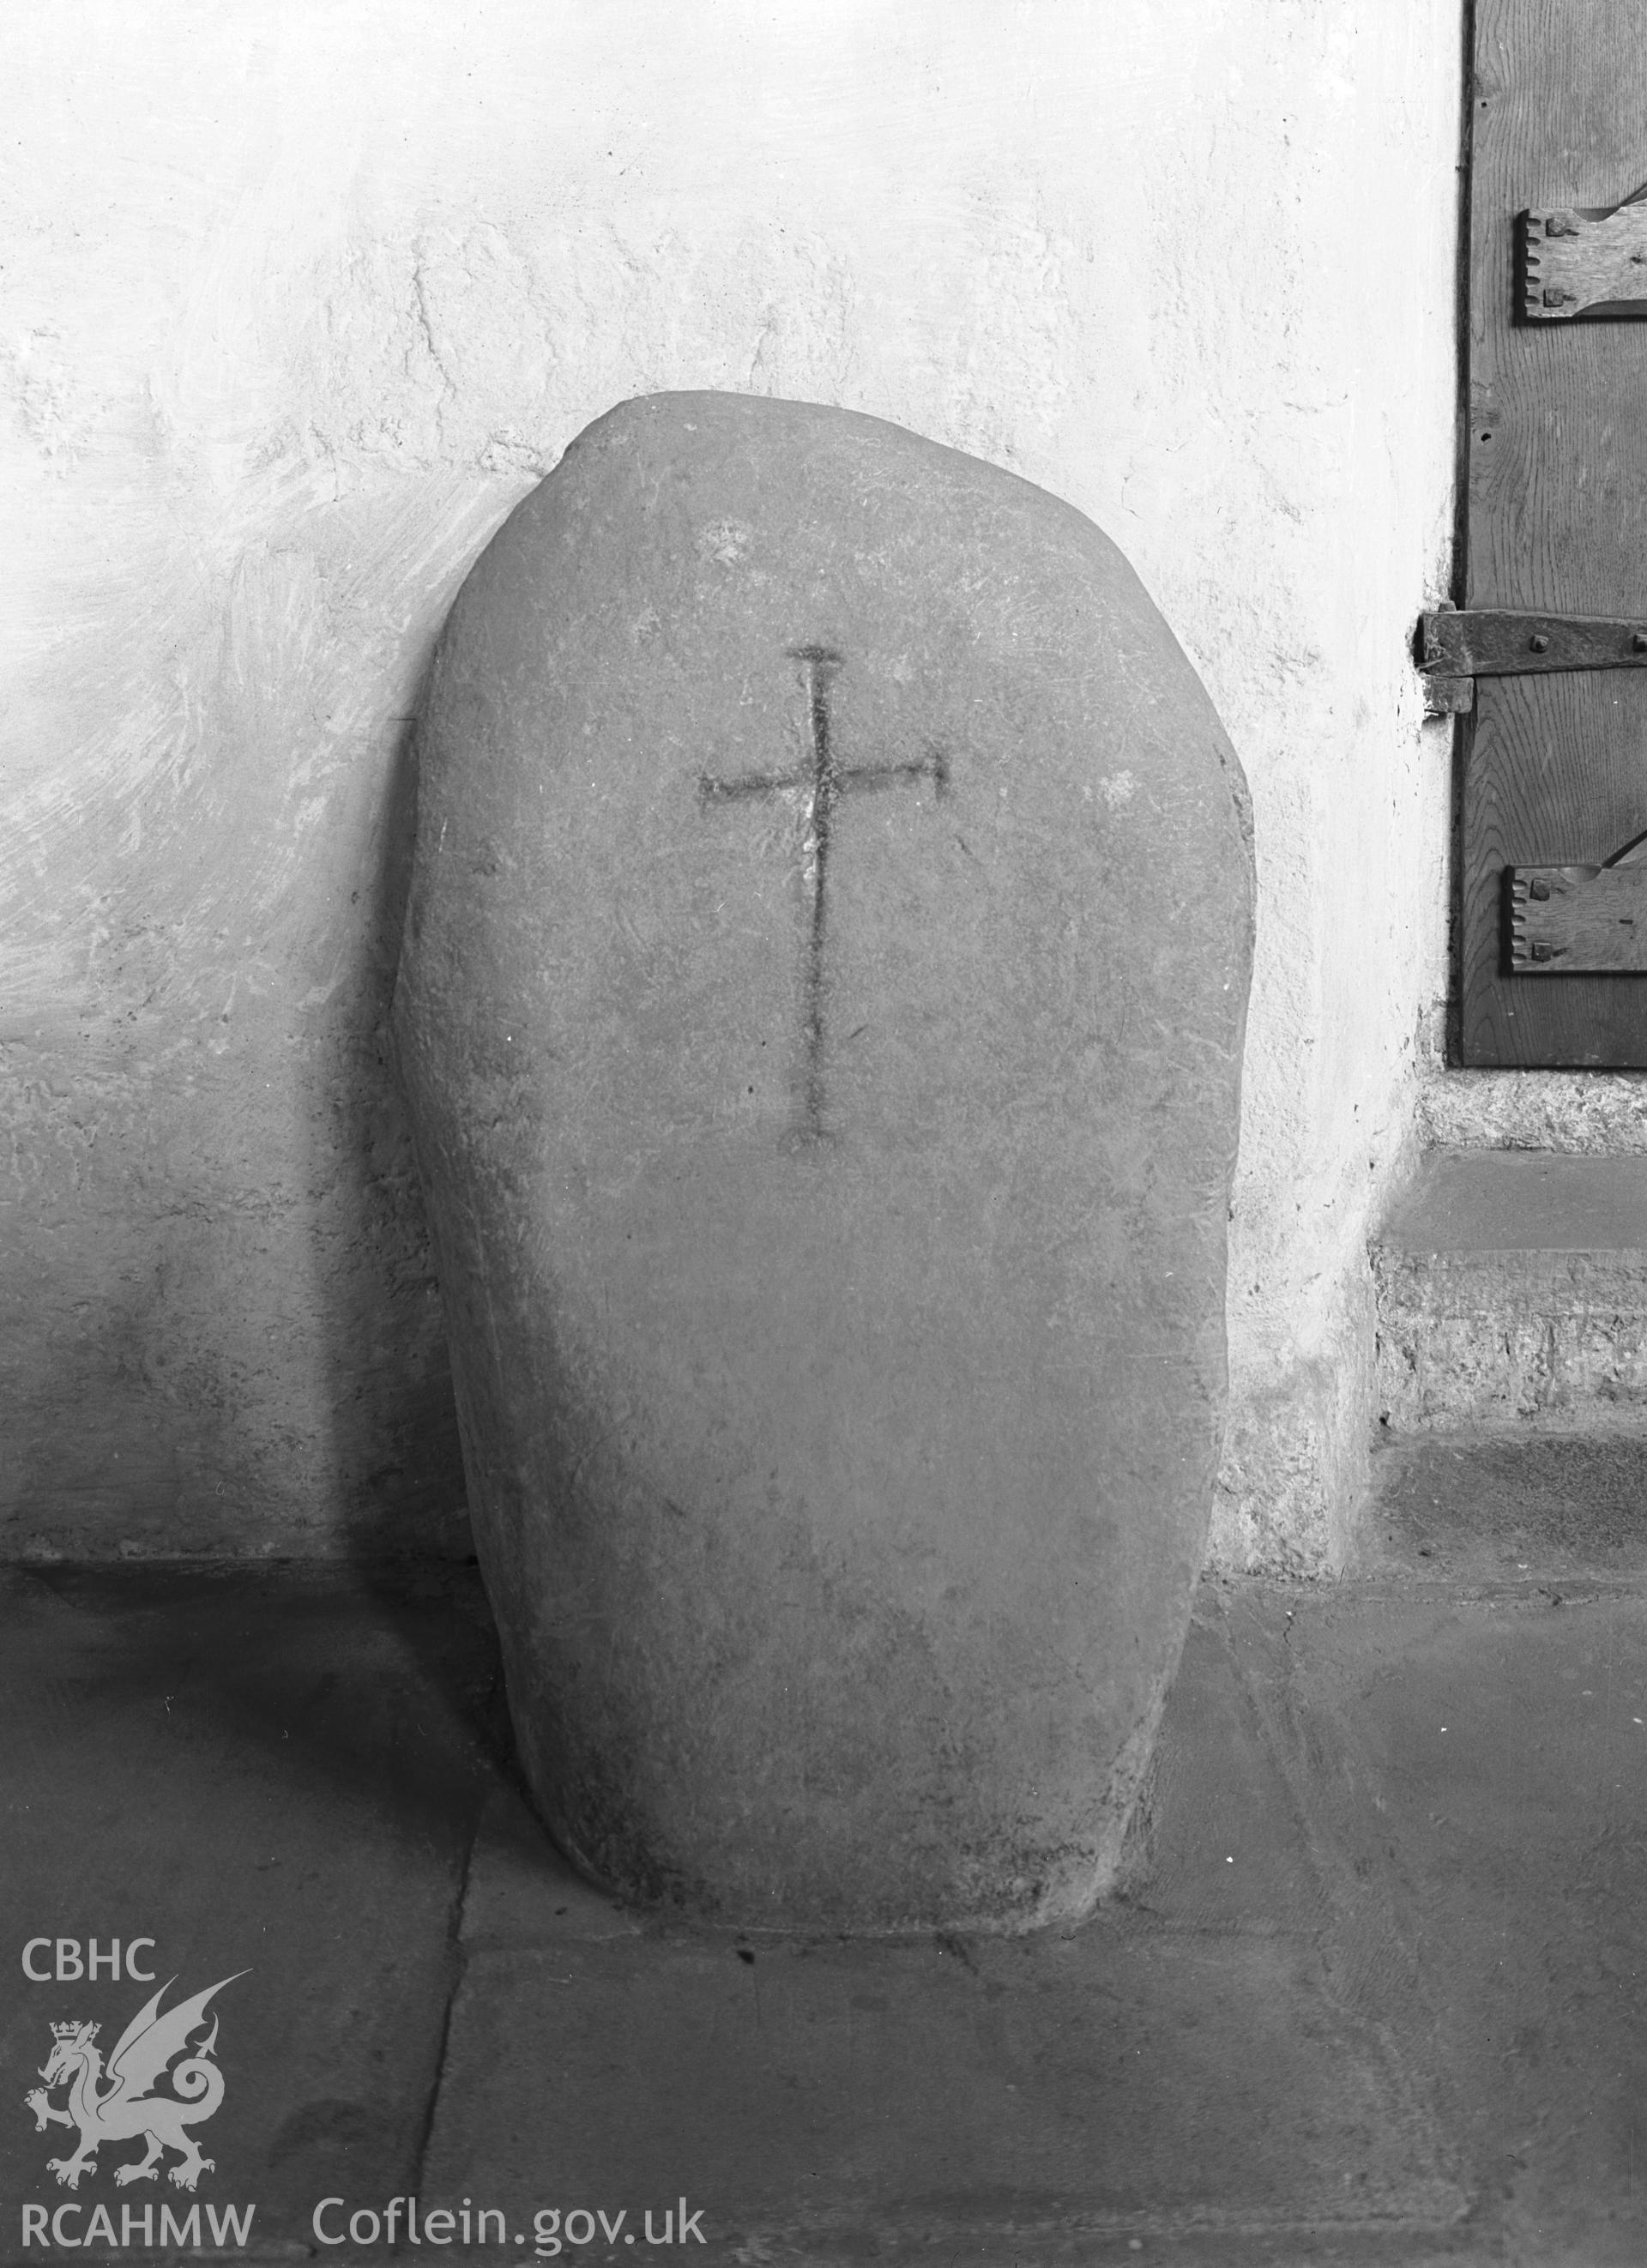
[{"xmin": 23, "ymin": 1973, "xmax": 245, "ymax": 2193}]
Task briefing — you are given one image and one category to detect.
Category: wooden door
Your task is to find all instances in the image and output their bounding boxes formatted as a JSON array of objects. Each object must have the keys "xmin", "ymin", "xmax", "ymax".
[{"xmin": 1460, "ymin": 0, "xmax": 1647, "ymax": 1064}]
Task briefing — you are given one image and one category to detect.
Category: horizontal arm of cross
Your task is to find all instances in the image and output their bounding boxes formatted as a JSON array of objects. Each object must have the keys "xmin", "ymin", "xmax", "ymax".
[
  {"xmin": 698, "ymin": 769, "xmax": 807, "ymax": 803},
  {"xmin": 838, "ymin": 752, "xmax": 950, "ymax": 795}
]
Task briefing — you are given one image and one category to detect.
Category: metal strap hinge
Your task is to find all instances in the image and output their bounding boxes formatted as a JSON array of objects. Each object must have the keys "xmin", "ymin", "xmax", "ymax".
[{"xmin": 1416, "ymin": 606, "xmax": 1647, "ymax": 716}]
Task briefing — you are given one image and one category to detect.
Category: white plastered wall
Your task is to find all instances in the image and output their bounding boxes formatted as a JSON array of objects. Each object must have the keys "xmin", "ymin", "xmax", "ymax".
[{"xmin": 0, "ymin": 0, "xmax": 1460, "ymax": 1567}]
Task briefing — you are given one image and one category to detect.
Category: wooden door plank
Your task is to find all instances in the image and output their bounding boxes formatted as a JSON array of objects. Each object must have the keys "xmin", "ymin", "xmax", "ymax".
[
  {"xmin": 1462, "ymin": 675, "xmax": 1647, "ymax": 1062},
  {"xmin": 1463, "ymin": 0, "xmax": 1647, "ymax": 1065}
]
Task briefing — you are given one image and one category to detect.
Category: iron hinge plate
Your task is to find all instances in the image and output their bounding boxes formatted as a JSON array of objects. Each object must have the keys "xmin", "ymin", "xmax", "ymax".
[
  {"xmin": 1521, "ymin": 200, "xmax": 1647, "ymax": 321},
  {"xmin": 1510, "ymin": 860, "xmax": 1647, "ymax": 973},
  {"xmin": 1419, "ymin": 607, "xmax": 1647, "ymax": 695}
]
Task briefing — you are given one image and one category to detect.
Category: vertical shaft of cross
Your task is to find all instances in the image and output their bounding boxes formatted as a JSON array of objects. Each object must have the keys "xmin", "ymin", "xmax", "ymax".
[
  {"xmin": 796, "ymin": 646, "xmax": 841, "ymax": 1134},
  {"xmin": 698, "ymin": 645, "xmax": 947, "ymax": 1142}
]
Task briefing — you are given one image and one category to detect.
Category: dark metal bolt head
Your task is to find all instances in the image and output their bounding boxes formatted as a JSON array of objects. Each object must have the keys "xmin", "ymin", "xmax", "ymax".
[
  {"xmin": 1529, "ymin": 633, "xmax": 1551, "ymax": 653},
  {"xmin": 1632, "ymin": 632, "xmax": 1647, "ymax": 653},
  {"xmin": 1529, "ymin": 879, "xmax": 1551, "ymax": 900},
  {"xmin": 1531, "ymin": 942, "xmax": 1553, "ymax": 962}
]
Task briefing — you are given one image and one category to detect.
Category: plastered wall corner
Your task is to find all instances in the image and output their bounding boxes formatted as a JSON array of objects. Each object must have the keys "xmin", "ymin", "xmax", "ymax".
[{"xmin": 1210, "ymin": 1264, "xmax": 1379, "ymax": 1579}]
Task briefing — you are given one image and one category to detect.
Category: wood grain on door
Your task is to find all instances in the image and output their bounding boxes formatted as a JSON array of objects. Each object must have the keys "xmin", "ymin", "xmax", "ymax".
[{"xmin": 1462, "ymin": 0, "xmax": 1647, "ymax": 1064}]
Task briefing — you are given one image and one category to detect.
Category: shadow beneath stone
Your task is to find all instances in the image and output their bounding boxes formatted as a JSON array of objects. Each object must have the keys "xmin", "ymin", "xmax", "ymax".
[
  {"xmin": 299, "ymin": 640, "xmax": 528, "ymax": 1807},
  {"xmin": 311, "ymin": 652, "xmax": 471, "ymax": 1569},
  {"xmin": 22, "ymin": 1559, "xmax": 510, "ymax": 1843},
  {"xmin": 1, "ymin": 1559, "xmax": 509, "ymax": 2215}
]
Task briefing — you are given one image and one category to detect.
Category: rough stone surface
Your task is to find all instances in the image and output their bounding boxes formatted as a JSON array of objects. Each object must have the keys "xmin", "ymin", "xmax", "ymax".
[
  {"xmin": 1356, "ymin": 1432, "xmax": 1647, "ymax": 1580},
  {"xmin": 1416, "ymin": 1006, "xmax": 1647, "ymax": 1154},
  {"xmin": 1375, "ymin": 1149, "xmax": 1647, "ymax": 1432},
  {"xmin": 395, "ymin": 391, "xmax": 1253, "ymax": 1932}
]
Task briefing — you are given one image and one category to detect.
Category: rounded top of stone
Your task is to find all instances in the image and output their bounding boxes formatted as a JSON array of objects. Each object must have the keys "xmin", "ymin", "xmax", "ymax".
[{"xmin": 558, "ymin": 386, "xmax": 1104, "ymax": 537}]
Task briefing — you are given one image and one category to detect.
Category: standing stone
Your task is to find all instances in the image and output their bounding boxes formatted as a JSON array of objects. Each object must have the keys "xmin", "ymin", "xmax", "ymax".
[{"xmin": 394, "ymin": 392, "xmax": 1254, "ymax": 1933}]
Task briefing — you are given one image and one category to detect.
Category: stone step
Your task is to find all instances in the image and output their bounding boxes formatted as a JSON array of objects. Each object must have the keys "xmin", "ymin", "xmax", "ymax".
[
  {"xmin": 1357, "ymin": 1430, "xmax": 1647, "ymax": 1582},
  {"xmin": 1373, "ymin": 1148, "xmax": 1647, "ymax": 1433}
]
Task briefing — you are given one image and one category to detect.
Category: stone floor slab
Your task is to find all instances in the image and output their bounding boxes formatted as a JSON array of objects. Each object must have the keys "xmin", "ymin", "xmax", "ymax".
[
  {"xmin": 7, "ymin": 1555, "xmax": 1647, "ymax": 2262},
  {"xmin": 0, "ymin": 1563, "xmax": 504, "ymax": 2257},
  {"xmin": 1282, "ymin": 1583, "xmax": 1647, "ymax": 2268},
  {"xmin": 420, "ymin": 1603, "xmax": 1465, "ymax": 2262}
]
